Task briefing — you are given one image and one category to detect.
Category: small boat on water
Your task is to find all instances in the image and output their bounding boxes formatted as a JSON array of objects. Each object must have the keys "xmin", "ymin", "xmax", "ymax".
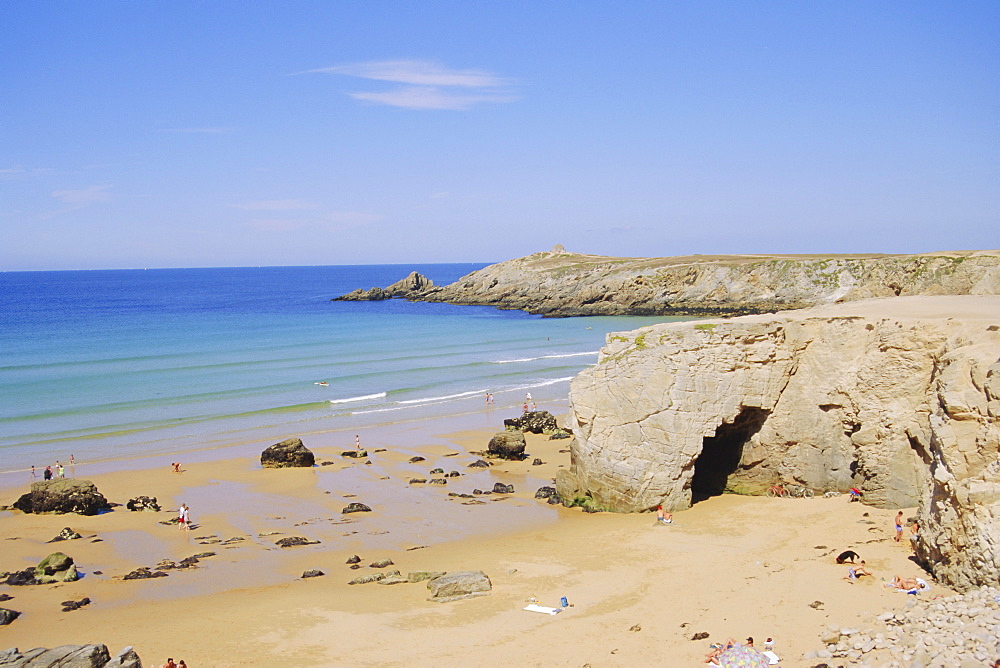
[{"xmin": 314, "ymin": 382, "xmax": 329, "ymax": 386}]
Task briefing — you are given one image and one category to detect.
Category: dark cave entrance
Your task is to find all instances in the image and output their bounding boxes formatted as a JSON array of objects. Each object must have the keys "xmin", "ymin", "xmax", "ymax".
[{"xmin": 691, "ymin": 407, "xmax": 771, "ymax": 503}]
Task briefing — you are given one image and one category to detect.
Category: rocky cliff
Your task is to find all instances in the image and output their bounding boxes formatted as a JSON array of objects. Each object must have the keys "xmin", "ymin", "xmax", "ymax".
[
  {"xmin": 336, "ymin": 248, "xmax": 1000, "ymax": 317},
  {"xmin": 557, "ymin": 296, "xmax": 1000, "ymax": 590}
]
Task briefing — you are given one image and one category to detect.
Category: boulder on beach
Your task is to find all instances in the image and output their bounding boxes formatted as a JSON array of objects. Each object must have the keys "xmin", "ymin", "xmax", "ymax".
[
  {"xmin": 301, "ymin": 569, "xmax": 325, "ymax": 578},
  {"xmin": 535, "ymin": 486, "xmax": 557, "ymax": 499},
  {"xmin": 0, "ymin": 644, "xmax": 141, "ymax": 668},
  {"xmin": 503, "ymin": 410, "xmax": 558, "ymax": 434},
  {"xmin": 467, "ymin": 459, "xmax": 490, "ymax": 468},
  {"xmin": 342, "ymin": 502, "xmax": 371, "ymax": 514},
  {"xmin": 492, "ymin": 483, "xmax": 514, "ymax": 494},
  {"xmin": 487, "ymin": 432, "xmax": 526, "ymax": 460},
  {"xmin": 35, "ymin": 552, "xmax": 79, "ymax": 584},
  {"xmin": 260, "ymin": 438, "xmax": 315, "ymax": 468},
  {"xmin": 427, "ymin": 570, "xmax": 492, "ymax": 602},
  {"xmin": 12, "ymin": 479, "xmax": 110, "ymax": 515},
  {"xmin": 341, "ymin": 449, "xmax": 368, "ymax": 459},
  {"xmin": 125, "ymin": 496, "xmax": 161, "ymax": 512},
  {"xmin": 0, "ymin": 608, "xmax": 20, "ymax": 625}
]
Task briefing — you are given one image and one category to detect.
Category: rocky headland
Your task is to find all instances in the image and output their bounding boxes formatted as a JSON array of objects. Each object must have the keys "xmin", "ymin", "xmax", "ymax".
[
  {"xmin": 334, "ymin": 247, "xmax": 1000, "ymax": 317},
  {"xmin": 556, "ymin": 295, "xmax": 1000, "ymax": 590}
]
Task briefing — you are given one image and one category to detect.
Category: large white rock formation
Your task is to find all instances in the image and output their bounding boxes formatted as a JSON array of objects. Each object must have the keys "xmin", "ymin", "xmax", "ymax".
[{"xmin": 559, "ymin": 296, "xmax": 1000, "ymax": 589}]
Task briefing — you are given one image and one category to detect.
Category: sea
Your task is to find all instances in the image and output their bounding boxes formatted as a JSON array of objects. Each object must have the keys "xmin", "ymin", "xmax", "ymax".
[{"xmin": 0, "ymin": 264, "xmax": 686, "ymax": 478}]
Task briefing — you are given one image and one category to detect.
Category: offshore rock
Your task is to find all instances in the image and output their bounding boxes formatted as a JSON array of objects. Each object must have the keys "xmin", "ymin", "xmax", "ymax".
[
  {"xmin": 399, "ymin": 248, "xmax": 1000, "ymax": 317},
  {"xmin": 260, "ymin": 438, "xmax": 315, "ymax": 468},
  {"xmin": 334, "ymin": 271, "xmax": 434, "ymax": 301},
  {"xmin": 13, "ymin": 479, "xmax": 110, "ymax": 516},
  {"xmin": 558, "ymin": 296, "xmax": 1000, "ymax": 590}
]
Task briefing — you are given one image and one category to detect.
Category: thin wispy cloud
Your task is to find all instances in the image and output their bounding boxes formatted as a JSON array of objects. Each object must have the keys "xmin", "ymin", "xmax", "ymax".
[
  {"xmin": 39, "ymin": 184, "xmax": 115, "ymax": 220},
  {"xmin": 300, "ymin": 60, "xmax": 518, "ymax": 110},
  {"xmin": 157, "ymin": 127, "xmax": 235, "ymax": 134},
  {"xmin": 52, "ymin": 185, "xmax": 115, "ymax": 205},
  {"xmin": 234, "ymin": 199, "xmax": 318, "ymax": 211},
  {"xmin": 245, "ymin": 210, "xmax": 382, "ymax": 233}
]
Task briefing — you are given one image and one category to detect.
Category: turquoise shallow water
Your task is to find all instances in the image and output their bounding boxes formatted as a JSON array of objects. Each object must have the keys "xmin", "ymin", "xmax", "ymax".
[{"xmin": 0, "ymin": 265, "xmax": 687, "ymax": 474}]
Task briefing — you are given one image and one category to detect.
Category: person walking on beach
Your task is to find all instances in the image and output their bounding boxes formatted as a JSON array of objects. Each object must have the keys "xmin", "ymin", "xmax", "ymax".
[
  {"xmin": 57, "ymin": 462, "xmax": 65, "ymax": 478},
  {"xmin": 178, "ymin": 504, "xmax": 190, "ymax": 530},
  {"xmin": 894, "ymin": 511, "xmax": 904, "ymax": 542},
  {"xmin": 30, "ymin": 465, "xmax": 36, "ymax": 480},
  {"xmin": 43, "ymin": 465, "xmax": 52, "ymax": 480},
  {"xmin": 355, "ymin": 434, "xmax": 361, "ymax": 451}
]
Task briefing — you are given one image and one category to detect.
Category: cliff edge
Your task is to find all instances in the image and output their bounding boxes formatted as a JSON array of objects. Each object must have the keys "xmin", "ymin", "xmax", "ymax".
[
  {"xmin": 336, "ymin": 248, "xmax": 1000, "ymax": 317},
  {"xmin": 557, "ymin": 296, "xmax": 1000, "ymax": 590}
]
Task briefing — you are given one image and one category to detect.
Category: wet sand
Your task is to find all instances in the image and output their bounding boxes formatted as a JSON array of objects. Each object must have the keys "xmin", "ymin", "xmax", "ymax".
[{"xmin": 0, "ymin": 415, "xmax": 942, "ymax": 666}]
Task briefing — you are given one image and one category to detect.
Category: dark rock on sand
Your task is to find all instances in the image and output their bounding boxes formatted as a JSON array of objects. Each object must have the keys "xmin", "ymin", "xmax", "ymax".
[
  {"xmin": 302, "ymin": 569, "xmax": 325, "ymax": 578},
  {"xmin": 0, "ymin": 608, "xmax": 19, "ymax": 625},
  {"xmin": 341, "ymin": 449, "xmax": 368, "ymax": 459},
  {"xmin": 13, "ymin": 479, "xmax": 110, "ymax": 515},
  {"xmin": 409, "ymin": 456, "xmax": 426, "ymax": 463},
  {"xmin": 61, "ymin": 596, "xmax": 91, "ymax": 612},
  {"xmin": 488, "ymin": 431, "xmax": 526, "ymax": 460},
  {"xmin": 125, "ymin": 496, "xmax": 160, "ymax": 512},
  {"xmin": 275, "ymin": 537, "xmax": 320, "ymax": 548},
  {"xmin": 409, "ymin": 478, "xmax": 427, "ymax": 485},
  {"xmin": 342, "ymin": 502, "xmax": 371, "ymax": 514},
  {"xmin": 445, "ymin": 471, "xmax": 461, "ymax": 477},
  {"xmin": 548, "ymin": 429, "xmax": 571, "ymax": 440},
  {"xmin": 429, "ymin": 478, "xmax": 447, "ymax": 485},
  {"xmin": 535, "ymin": 486, "xmax": 557, "ymax": 499},
  {"xmin": 346, "ymin": 555, "xmax": 361, "ymax": 564},
  {"xmin": 532, "ymin": 458, "xmax": 543, "ymax": 466},
  {"xmin": 691, "ymin": 631, "xmax": 710, "ymax": 640},
  {"xmin": 547, "ymin": 493, "xmax": 562, "ymax": 505},
  {"xmin": 4, "ymin": 570, "xmax": 36, "ymax": 587},
  {"xmin": 473, "ymin": 489, "xmax": 491, "ymax": 495},
  {"xmin": 320, "ymin": 460, "xmax": 335, "ymax": 466},
  {"xmin": 260, "ymin": 438, "xmax": 315, "ymax": 468},
  {"xmin": 427, "ymin": 570, "xmax": 492, "ymax": 602},
  {"xmin": 122, "ymin": 567, "xmax": 168, "ymax": 580},
  {"xmin": 468, "ymin": 459, "xmax": 490, "ymax": 468},
  {"xmin": 492, "ymin": 483, "xmax": 514, "ymax": 494},
  {"xmin": 503, "ymin": 410, "xmax": 558, "ymax": 434},
  {"xmin": 48, "ymin": 527, "xmax": 83, "ymax": 543},
  {"xmin": 369, "ymin": 559, "xmax": 394, "ymax": 568},
  {"xmin": 0, "ymin": 595, "xmax": 11, "ymax": 602},
  {"xmin": 408, "ymin": 571, "xmax": 445, "ymax": 583},
  {"xmin": 348, "ymin": 570, "xmax": 400, "ymax": 585},
  {"xmin": 429, "ymin": 468, "xmax": 444, "ymax": 474}
]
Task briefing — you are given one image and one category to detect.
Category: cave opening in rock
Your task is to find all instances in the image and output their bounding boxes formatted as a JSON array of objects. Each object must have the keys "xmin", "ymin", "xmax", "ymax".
[{"xmin": 691, "ymin": 407, "xmax": 771, "ymax": 503}]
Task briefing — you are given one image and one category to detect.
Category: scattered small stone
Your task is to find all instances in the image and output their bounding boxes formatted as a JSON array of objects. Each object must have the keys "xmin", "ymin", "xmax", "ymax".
[
  {"xmin": 809, "ymin": 600, "xmax": 824, "ymax": 609},
  {"xmin": 445, "ymin": 471, "xmax": 461, "ymax": 477},
  {"xmin": 429, "ymin": 468, "xmax": 444, "ymax": 474},
  {"xmin": 429, "ymin": 478, "xmax": 447, "ymax": 485},
  {"xmin": 814, "ymin": 545, "xmax": 827, "ymax": 549},
  {"xmin": 406, "ymin": 545, "xmax": 427, "ymax": 551},
  {"xmin": 47, "ymin": 527, "xmax": 83, "ymax": 543},
  {"xmin": 373, "ymin": 448, "xmax": 387, "ymax": 452},
  {"xmin": 532, "ymin": 458, "xmax": 543, "ymax": 466},
  {"xmin": 123, "ymin": 567, "xmax": 168, "ymax": 580},
  {"xmin": 258, "ymin": 531, "xmax": 282, "ymax": 537},
  {"xmin": 409, "ymin": 478, "xmax": 427, "ymax": 485},
  {"xmin": 0, "ymin": 594, "xmax": 12, "ymax": 602},
  {"xmin": 629, "ymin": 624, "xmax": 642, "ymax": 632},
  {"xmin": 275, "ymin": 537, "xmax": 320, "ymax": 548},
  {"xmin": 319, "ymin": 461, "xmax": 335, "ymax": 466},
  {"xmin": 90, "ymin": 538, "xmax": 103, "ymax": 542},
  {"xmin": 467, "ymin": 459, "xmax": 490, "ymax": 468},
  {"xmin": 92, "ymin": 571, "xmax": 102, "ymax": 575},
  {"xmin": 190, "ymin": 552, "xmax": 216, "ymax": 559},
  {"xmin": 60, "ymin": 596, "xmax": 91, "ymax": 612},
  {"xmin": 0, "ymin": 608, "xmax": 20, "ymax": 625},
  {"xmin": 409, "ymin": 456, "xmax": 426, "ymax": 463},
  {"xmin": 346, "ymin": 555, "xmax": 361, "ymax": 564},
  {"xmin": 492, "ymin": 483, "xmax": 514, "ymax": 494},
  {"xmin": 369, "ymin": 559, "xmax": 394, "ymax": 568},
  {"xmin": 301, "ymin": 569, "xmax": 325, "ymax": 578},
  {"xmin": 691, "ymin": 632, "xmax": 709, "ymax": 640}
]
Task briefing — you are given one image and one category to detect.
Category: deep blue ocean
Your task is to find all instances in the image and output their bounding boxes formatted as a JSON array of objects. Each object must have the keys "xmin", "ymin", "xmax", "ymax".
[{"xmin": 0, "ymin": 265, "xmax": 684, "ymax": 474}]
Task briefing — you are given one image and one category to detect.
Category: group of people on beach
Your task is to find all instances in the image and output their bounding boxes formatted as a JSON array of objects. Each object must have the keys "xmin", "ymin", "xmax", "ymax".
[
  {"xmin": 32, "ymin": 455, "xmax": 75, "ymax": 481},
  {"xmin": 161, "ymin": 658, "xmax": 187, "ymax": 668},
  {"xmin": 704, "ymin": 636, "xmax": 776, "ymax": 665},
  {"xmin": 177, "ymin": 503, "xmax": 191, "ymax": 530}
]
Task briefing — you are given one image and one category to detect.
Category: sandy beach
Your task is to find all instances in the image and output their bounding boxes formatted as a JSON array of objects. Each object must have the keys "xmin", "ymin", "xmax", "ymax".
[{"xmin": 0, "ymin": 412, "xmax": 940, "ymax": 667}]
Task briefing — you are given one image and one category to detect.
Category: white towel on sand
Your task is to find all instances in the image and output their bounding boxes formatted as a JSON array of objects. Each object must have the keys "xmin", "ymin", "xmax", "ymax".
[{"xmin": 523, "ymin": 604, "xmax": 562, "ymax": 615}]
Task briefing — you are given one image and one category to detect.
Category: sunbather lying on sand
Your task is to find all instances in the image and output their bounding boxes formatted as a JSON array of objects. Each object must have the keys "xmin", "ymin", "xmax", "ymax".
[
  {"xmin": 887, "ymin": 575, "xmax": 930, "ymax": 592},
  {"xmin": 844, "ymin": 560, "xmax": 873, "ymax": 582}
]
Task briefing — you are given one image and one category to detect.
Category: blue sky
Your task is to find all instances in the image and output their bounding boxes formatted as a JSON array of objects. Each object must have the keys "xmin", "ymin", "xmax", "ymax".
[{"xmin": 2, "ymin": 2, "xmax": 997, "ymax": 270}]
